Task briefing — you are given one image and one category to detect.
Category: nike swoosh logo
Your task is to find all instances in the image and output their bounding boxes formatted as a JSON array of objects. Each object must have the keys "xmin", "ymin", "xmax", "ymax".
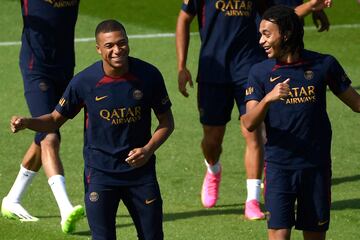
[
  {"xmin": 95, "ymin": 96, "xmax": 108, "ymax": 101},
  {"xmin": 270, "ymin": 76, "xmax": 281, "ymax": 82},
  {"xmin": 318, "ymin": 220, "xmax": 329, "ymax": 226},
  {"xmin": 145, "ymin": 198, "xmax": 157, "ymax": 205}
]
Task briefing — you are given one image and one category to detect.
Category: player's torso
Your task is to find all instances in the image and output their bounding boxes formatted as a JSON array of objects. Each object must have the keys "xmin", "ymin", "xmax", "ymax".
[
  {"xmin": 82, "ymin": 72, "xmax": 153, "ymax": 156},
  {"xmin": 20, "ymin": 0, "xmax": 79, "ymax": 70}
]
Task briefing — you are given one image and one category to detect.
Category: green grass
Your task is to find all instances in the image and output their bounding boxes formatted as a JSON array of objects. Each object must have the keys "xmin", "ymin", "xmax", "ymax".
[{"xmin": 0, "ymin": 1, "xmax": 360, "ymax": 239}]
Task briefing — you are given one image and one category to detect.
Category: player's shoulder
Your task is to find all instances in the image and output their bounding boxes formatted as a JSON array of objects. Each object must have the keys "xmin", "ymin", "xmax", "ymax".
[
  {"xmin": 129, "ymin": 57, "xmax": 162, "ymax": 77},
  {"xmin": 249, "ymin": 58, "xmax": 276, "ymax": 77},
  {"xmin": 302, "ymin": 49, "xmax": 336, "ymax": 64},
  {"xmin": 73, "ymin": 61, "xmax": 103, "ymax": 82}
]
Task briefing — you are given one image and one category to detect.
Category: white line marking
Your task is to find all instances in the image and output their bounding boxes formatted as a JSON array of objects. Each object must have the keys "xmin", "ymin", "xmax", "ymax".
[{"xmin": 0, "ymin": 24, "xmax": 359, "ymax": 47}]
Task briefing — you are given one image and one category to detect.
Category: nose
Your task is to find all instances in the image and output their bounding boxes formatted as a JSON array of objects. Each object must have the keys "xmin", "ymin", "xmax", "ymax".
[{"xmin": 259, "ymin": 35, "xmax": 265, "ymax": 46}]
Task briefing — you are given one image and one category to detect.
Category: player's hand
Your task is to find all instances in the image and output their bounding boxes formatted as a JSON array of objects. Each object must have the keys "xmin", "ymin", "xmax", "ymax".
[
  {"xmin": 308, "ymin": 0, "xmax": 332, "ymax": 11},
  {"xmin": 10, "ymin": 116, "xmax": 27, "ymax": 133},
  {"xmin": 312, "ymin": 10, "xmax": 330, "ymax": 32},
  {"xmin": 125, "ymin": 147, "xmax": 153, "ymax": 168},
  {"xmin": 267, "ymin": 78, "xmax": 290, "ymax": 102},
  {"xmin": 178, "ymin": 68, "xmax": 193, "ymax": 97}
]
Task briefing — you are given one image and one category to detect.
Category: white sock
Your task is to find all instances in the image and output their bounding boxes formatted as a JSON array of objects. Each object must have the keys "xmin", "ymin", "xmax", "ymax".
[
  {"xmin": 204, "ymin": 159, "xmax": 221, "ymax": 174},
  {"xmin": 246, "ymin": 179, "xmax": 262, "ymax": 202},
  {"xmin": 6, "ymin": 165, "xmax": 37, "ymax": 203},
  {"xmin": 48, "ymin": 175, "xmax": 73, "ymax": 220}
]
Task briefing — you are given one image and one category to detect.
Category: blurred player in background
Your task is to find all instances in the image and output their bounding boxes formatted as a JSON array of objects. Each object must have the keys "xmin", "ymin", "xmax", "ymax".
[
  {"xmin": 176, "ymin": 0, "xmax": 332, "ymax": 220},
  {"xmin": 10, "ymin": 19, "xmax": 174, "ymax": 240},
  {"xmin": 1, "ymin": 0, "xmax": 84, "ymax": 233},
  {"xmin": 242, "ymin": 5, "xmax": 358, "ymax": 240}
]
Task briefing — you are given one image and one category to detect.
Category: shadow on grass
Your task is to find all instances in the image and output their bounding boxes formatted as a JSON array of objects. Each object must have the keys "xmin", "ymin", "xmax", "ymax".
[
  {"xmin": 332, "ymin": 174, "xmax": 360, "ymax": 186},
  {"xmin": 73, "ymin": 203, "xmax": 244, "ymax": 236},
  {"xmin": 331, "ymin": 198, "xmax": 360, "ymax": 211}
]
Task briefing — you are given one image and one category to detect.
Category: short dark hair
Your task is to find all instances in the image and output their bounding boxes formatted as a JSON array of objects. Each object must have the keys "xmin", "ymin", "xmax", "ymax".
[
  {"xmin": 262, "ymin": 5, "xmax": 304, "ymax": 54},
  {"xmin": 95, "ymin": 19, "xmax": 127, "ymax": 41}
]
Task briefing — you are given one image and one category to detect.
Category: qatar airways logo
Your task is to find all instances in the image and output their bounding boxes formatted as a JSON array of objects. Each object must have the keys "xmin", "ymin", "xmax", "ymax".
[
  {"xmin": 99, "ymin": 106, "xmax": 142, "ymax": 125},
  {"xmin": 215, "ymin": 0, "xmax": 253, "ymax": 17},
  {"xmin": 44, "ymin": 0, "xmax": 78, "ymax": 8},
  {"xmin": 285, "ymin": 86, "xmax": 316, "ymax": 104}
]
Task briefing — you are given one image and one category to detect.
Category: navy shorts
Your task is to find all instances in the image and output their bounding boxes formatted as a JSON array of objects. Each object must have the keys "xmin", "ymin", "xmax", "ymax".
[
  {"xmin": 20, "ymin": 67, "xmax": 73, "ymax": 144},
  {"xmin": 85, "ymin": 181, "xmax": 163, "ymax": 240},
  {"xmin": 264, "ymin": 165, "xmax": 331, "ymax": 232},
  {"xmin": 197, "ymin": 82, "xmax": 247, "ymax": 126}
]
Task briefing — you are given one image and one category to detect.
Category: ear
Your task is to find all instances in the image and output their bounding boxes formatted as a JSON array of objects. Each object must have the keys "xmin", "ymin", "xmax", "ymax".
[
  {"xmin": 283, "ymin": 31, "xmax": 290, "ymax": 41},
  {"xmin": 96, "ymin": 44, "xmax": 101, "ymax": 54}
]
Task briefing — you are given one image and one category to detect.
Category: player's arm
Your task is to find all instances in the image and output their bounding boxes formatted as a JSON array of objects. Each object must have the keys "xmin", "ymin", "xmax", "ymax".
[
  {"xmin": 337, "ymin": 87, "xmax": 360, "ymax": 113},
  {"xmin": 176, "ymin": 10, "xmax": 195, "ymax": 97},
  {"xmin": 295, "ymin": 0, "xmax": 331, "ymax": 17},
  {"xmin": 242, "ymin": 79, "xmax": 290, "ymax": 132},
  {"xmin": 11, "ymin": 110, "xmax": 68, "ymax": 133},
  {"xmin": 126, "ymin": 109, "xmax": 174, "ymax": 168}
]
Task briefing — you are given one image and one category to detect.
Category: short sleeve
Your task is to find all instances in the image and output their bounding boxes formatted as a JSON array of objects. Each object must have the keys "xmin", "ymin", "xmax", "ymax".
[
  {"xmin": 150, "ymin": 68, "xmax": 172, "ymax": 115},
  {"xmin": 245, "ymin": 66, "xmax": 265, "ymax": 102},
  {"xmin": 326, "ymin": 56, "xmax": 351, "ymax": 95},
  {"xmin": 55, "ymin": 77, "xmax": 84, "ymax": 119},
  {"xmin": 181, "ymin": 0, "xmax": 198, "ymax": 15}
]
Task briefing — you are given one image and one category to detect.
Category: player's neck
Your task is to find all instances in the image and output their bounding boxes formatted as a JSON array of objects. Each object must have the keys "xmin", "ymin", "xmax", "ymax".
[
  {"xmin": 103, "ymin": 62, "xmax": 129, "ymax": 78},
  {"xmin": 278, "ymin": 51, "xmax": 300, "ymax": 64}
]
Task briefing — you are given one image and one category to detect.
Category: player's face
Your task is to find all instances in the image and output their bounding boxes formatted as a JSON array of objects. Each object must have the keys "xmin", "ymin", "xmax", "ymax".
[
  {"xmin": 259, "ymin": 20, "xmax": 284, "ymax": 60},
  {"xmin": 96, "ymin": 30, "xmax": 129, "ymax": 74}
]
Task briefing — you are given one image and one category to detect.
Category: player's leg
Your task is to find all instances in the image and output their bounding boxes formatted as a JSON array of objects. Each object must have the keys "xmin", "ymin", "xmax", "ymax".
[
  {"xmin": 122, "ymin": 182, "xmax": 163, "ymax": 240},
  {"xmin": 85, "ymin": 182, "xmax": 120, "ymax": 240},
  {"xmin": 1, "ymin": 68, "xmax": 46, "ymax": 221},
  {"xmin": 265, "ymin": 166, "xmax": 297, "ymax": 240},
  {"xmin": 38, "ymin": 132, "xmax": 84, "ymax": 233},
  {"xmin": 27, "ymin": 72, "xmax": 83, "ymax": 232},
  {"xmin": 241, "ymin": 123, "xmax": 265, "ymax": 219},
  {"xmin": 235, "ymin": 82, "xmax": 265, "ymax": 219},
  {"xmin": 296, "ymin": 167, "xmax": 331, "ymax": 240},
  {"xmin": 197, "ymin": 83, "xmax": 233, "ymax": 208},
  {"xmin": 302, "ymin": 231, "xmax": 326, "ymax": 240},
  {"xmin": 1, "ymin": 143, "xmax": 41, "ymax": 221},
  {"xmin": 268, "ymin": 229, "xmax": 291, "ymax": 240},
  {"xmin": 200, "ymin": 125, "xmax": 225, "ymax": 208}
]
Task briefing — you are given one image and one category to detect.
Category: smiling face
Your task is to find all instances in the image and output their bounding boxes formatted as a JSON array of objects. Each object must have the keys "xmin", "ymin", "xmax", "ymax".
[
  {"xmin": 96, "ymin": 30, "xmax": 129, "ymax": 76},
  {"xmin": 259, "ymin": 19, "xmax": 285, "ymax": 60}
]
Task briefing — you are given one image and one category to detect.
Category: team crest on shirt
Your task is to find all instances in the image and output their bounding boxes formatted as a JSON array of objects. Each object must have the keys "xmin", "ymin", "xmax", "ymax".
[
  {"xmin": 39, "ymin": 82, "xmax": 49, "ymax": 92},
  {"xmin": 133, "ymin": 89, "xmax": 143, "ymax": 100},
  {"xmin": 304, "ymin": 70, "xmax": 314, "ymax": 80},
  {"xmin": 89, "ymin": 192, "xmax": 99, "ymax": 202}
]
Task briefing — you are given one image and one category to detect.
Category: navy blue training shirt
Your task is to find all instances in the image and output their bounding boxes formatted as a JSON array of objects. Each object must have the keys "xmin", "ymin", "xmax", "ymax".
[
  {"xmin": 182, "ymin": 0, "xmax": 265, "ymax": 85},
  {"xmin": 245, "ymin": 50, "xmax": 351, "ymax": 169},
  {"xmin": 55, "ymin": 57, "xmax": 172, "ymax": 185},
  {"xmin": 20, "ymin": 0, "xmax": 79, "ymax": 72}
]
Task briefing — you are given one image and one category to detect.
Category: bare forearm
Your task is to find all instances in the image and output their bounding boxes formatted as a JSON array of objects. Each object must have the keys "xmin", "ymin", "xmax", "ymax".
[
  {"xmin": 176, "ymin": 11, "xmax": 191, "ymax": 71},
  {"xmin": 144, "ymin": 111, "xmax": 174, "ymax": 154},
  {"xmin": 242, "ymin": 97, "xmax": 272, "ymax": 132},
  {"xmin": 11, "ymin": 110, "xmax": 66, "ymax": 133},
  {"xmin": 24, "ymin": 114, "xmax": 62, "ymax": 132}
]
